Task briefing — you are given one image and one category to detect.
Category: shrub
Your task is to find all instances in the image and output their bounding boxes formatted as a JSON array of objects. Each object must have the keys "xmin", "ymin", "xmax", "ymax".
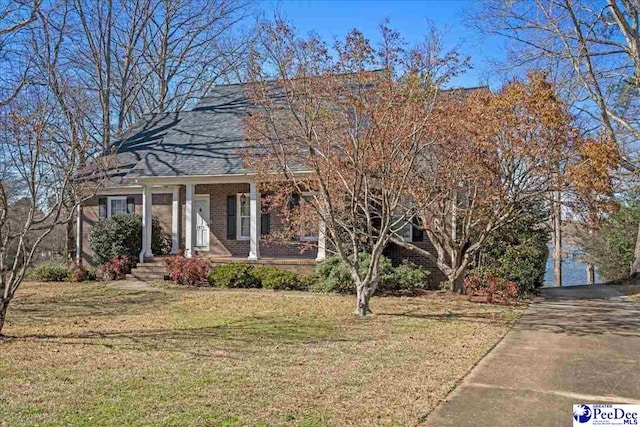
[
  {"xmin": 151, "ymin": 216, "xmax": 172, "ymax": 256},
  {"xmin": 474, "ymin": 201, "xmax": 549, "ymax": 295},
  {"xmin": 85, "ymin": 267, "xmax": 97, "ymax": 281},
  {"xmin": 207, "ymin": 263, "xmax": 260, "ymax": 288},
  {"xmin": 464, "ymin": 269, "xmax": 518, "ymax": 304},
  {"xmin": 578, "ymin": 201, "xmax": 640, "ymax": 281},
  {"xmin": 89, "ymin": 214, "xmax": 170, "ymax": 265},
  {"xmin": 32, "ymin": 262, "xmax": 69, "ymax": 282},
  {"xmin": 380, "ymin": 261, "xmax": 430, "ymax": 294},
  {"xmin": 67, "ymin": 261, "xmax": 87, "ymax": 282},
  {"xmin": 255, "ymin": 267, "xmax": 301, "ymax": 290},
  {"xmin": 97, "ymin": 255, "xmax": 133, "ymax": 281},
  {"xmin": 300, "ymin": 273, "xmax": 319, "ymax": 291},
  {"xmin": 313, "ymin": 254, "xmax": 395, "ymax": 294},
  {"xmin": 165, "ymin": 255, "xmax": 209, "ymax": 286}
]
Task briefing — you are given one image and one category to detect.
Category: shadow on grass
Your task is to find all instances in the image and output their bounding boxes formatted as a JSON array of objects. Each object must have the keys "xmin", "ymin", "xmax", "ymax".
[
  {"xmin": 8, "ymin": 316, "xmax": 350, "ymax": 358},
  {"xmin": 376, "ymin": 306, "xmax": 517, "ymax": 326},
  {"xmin": 10, "ymin": 288, "xmax": 173, "ymax": 323}
]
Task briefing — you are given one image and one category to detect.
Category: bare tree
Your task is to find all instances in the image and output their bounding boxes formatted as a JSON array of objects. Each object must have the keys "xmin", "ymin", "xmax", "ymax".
[
  {"xmin": 392, "ymin": 72, "xmax": 576, "ymax": 291},
  {"xmin": 0, "ymin": 93, "xmax": 99, "ymax": 334},
  {"xmin": 246, "ymin": 21, "xmax": 465, "ymax": 315},
  {"xmin": 0, "ymin": 0, "xmax": 40, "ymax": 106},
  {"xmin": 473, "ymin": 0, "xmax": 640, "ymax": 277}
]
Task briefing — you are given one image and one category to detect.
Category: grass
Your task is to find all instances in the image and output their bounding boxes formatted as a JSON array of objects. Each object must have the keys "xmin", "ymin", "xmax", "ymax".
[
  {"xmin": 0, "ymin": 281, "xmax": 523, "ymax": 426},
  {"xmin": 612, "ymin": 280, "xmax": 640, "ymax": 302}
]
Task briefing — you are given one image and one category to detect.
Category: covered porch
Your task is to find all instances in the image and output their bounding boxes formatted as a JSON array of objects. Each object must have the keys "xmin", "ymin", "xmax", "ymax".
[{"xmin": 132, "ymin": 176, "xmax": 326, "ymax": 265}]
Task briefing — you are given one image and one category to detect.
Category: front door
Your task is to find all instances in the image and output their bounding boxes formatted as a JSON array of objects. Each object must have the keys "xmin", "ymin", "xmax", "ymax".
[{"xmin": 195, "ymin": 196, "xmax": 210, "ymax": 250}]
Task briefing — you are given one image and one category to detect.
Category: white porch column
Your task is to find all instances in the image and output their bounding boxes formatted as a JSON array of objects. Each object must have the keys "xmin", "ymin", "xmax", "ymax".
[
  {"xmin": 75, "ymin": 204, "xmax": 82, "ymax": 263},
  {"xmin": 248, "ymin": 182, "xmax": 260, "ymax": 260},
  {"xmin": 315, "ymin": 218, "xmax": 326, "ymax": 262},
  {"xmin": 140, "ymin": 185, "xmax": 153, "ymax": 262},
  {"xmin": 185, "ymin": 184, "xmax": 194, "ymax": 258},
  {"xmin": 171, "ymin": 186, "xmax": 179, "ymax": 254}
]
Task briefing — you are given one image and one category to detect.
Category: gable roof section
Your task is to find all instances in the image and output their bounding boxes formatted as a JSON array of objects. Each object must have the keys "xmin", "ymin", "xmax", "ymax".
[
  {"xmin": 102, "ymin": 84, "xmax": 252, "ymax": 183},
  {"xmin": 98, "ymin": 81, "xmax": 489, "ymax": 184}
]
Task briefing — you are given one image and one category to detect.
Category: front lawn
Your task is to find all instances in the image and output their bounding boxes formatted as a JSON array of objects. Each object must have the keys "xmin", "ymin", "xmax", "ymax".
[{"xmin": 0, "ymin": 281, "xmax": 522, "ymax": 426}]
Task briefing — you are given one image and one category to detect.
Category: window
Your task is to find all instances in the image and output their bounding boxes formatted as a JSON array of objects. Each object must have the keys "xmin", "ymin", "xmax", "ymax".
[
  {"xmin": 299, "ymin": 193, "xmax": 318, "ymax": 242},
  {"xmin": 107, "ymin": 196, "xmax": 128, "ymax": 217},
  {"xmin": 237, "ymin": 193, "xmax": 250, "ymax": 240},
  {"xmin": 393, "ymin": 215, "xmax": 412, "ymax": 242}
]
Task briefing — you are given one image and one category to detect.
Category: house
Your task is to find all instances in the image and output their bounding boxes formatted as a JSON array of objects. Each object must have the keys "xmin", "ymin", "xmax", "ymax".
[{"xmin": 76, "ymin": 82, "xmax": 447, "ymax": 282}]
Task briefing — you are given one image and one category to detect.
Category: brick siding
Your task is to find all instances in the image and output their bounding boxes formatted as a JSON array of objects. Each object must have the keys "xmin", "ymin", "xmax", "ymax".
[{"xmin": 80, "ymin": 184, "xmax": 446, "ymax": 287}]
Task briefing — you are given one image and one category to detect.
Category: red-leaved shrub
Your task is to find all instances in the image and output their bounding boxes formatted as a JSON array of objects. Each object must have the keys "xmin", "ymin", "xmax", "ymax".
[
  {"xmin": 165, "ymin": 254, "xmax": 209, "ymax": 286},
  {"xmin": 464, "ymin": 270, "xmax": 518, "ymax": 304},
  {"xmin": 68, "ymin": 261, "xmax": 87, "ymax": 282},
  {"xmin": 97, "ymin": 255, "xmax": 133, "ymax": 281}
]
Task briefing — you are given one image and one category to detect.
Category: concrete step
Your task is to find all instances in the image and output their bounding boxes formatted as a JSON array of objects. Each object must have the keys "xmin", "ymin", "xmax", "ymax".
[
  {"xmin": 132, "ymin": 265, "xmax": 166, "ymax": 273},
  {"xmin": 126, "ymin": 272, "xmax": 168, "ymax": 282}
]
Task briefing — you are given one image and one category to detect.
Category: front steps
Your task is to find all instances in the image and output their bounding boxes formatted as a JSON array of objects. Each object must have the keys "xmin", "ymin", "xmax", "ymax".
[{"xmin": 126, "ymin": 259, "xmax": 168, "ymax": 282}]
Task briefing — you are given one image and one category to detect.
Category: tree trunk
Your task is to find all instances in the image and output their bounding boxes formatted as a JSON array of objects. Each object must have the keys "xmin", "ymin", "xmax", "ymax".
[
  {"xmin": 0, "ymin": 300, "xmax": 8, "ymax": 336},
  {"xmin": 552, "ymin": 189, "xmax": 562, "ymax": 287},
  {"xmin": 630, "ymin": 221, "xmax": 640, "ymax": 277},
  {"xmin": 586, "ymin": 263, "xmax": 595, "ymax": 285},
  {"xmin": 355, "ymin": 287, "xmax": 373, "ymax": 316},
  {"xmin": 452, "ymin": 275, "xmax": 465, "ymax": 294}
]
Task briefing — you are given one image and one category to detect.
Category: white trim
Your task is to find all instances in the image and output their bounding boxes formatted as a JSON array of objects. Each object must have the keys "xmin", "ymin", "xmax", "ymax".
[
  {"xmin": 194, "ymin": 194, "xmax": 210, "ymax": 251},
  {"xmin": 236, "ymin": 193, "xmax": 250, "ymax": 240},
  {"xmin": 185, "ymin": 184, "xmax": 194, "ymax": 258},
  {"xmin": 247, "ymin": 182, "xmax": 260, "ymax": 260},
  {"xmin": 299, "ymin": 193, "xmax": 319, "ymax": 242},
  {"xmin": 107, "ymin": 196, "xmax": 128, "ymax": 218},
  {"xmin": 171, "ymin": 187, "xmax": 179, "ymax": 254},
  {"xmin": 76, "ymin": 205, "xmax": 82, "ymax": 262},
  {"xmin": 136, "ymin": 171, "xmax": 313, "ymax": 186},
  {"xmin": 96, "ymin": 185, "xmax": 177, "ymax": 195},
  {"xmin": 315, "ymin": 219, "xmax": 326, "ymax": 262}
]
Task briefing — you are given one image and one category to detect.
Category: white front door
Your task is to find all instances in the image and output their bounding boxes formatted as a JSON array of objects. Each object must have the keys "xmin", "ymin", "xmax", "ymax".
[{"xmin": 194, "ymin": 196, "xmax": 210, "ymax": 250}]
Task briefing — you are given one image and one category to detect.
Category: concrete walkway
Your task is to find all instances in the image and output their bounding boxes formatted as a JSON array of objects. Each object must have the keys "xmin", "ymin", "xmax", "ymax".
[{"xmin": 425, "ymin": 285, "xmax": 640, "ymax": 426}]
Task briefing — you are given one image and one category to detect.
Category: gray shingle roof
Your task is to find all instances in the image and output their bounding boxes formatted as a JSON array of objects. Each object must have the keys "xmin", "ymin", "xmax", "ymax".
[{"xmin": 110, "ymin": 83, "xmax": 254, "ymax": 181}]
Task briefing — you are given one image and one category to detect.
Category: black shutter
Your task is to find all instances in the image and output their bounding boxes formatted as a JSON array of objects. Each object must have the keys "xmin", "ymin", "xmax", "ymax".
[
  {"xmin": 126, "ymin": 196, "xmax": 135, "ymax": 214},
  {"xmin": 98, "ymin": 197, "xmax": 107, "ymax": 219},
  {"xmin": 226, "ymin": 195, "xmax": 236, "ymax": 240},
  {"xmin": 412, "ymin": 220, "xmax": 424, "ymax": 242},
  {"xmin": 288, "ymin": 193, "xmax": 300, "ymax": 210},
  {"xmin": 261, "ymin": 212, "xmax": 270, "ymax": 235}
]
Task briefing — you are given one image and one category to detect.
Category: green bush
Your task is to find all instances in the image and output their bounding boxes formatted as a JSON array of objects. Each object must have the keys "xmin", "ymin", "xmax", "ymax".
[
  {"xmin": 207, "ymin": 263, "xmax": 260, "ymax": 288},
  {"xmin": 255, "ymin": 267, "xmax": 301, "ymax": 290},
  {"xmin": 85, "ymin": 267, "xmax": 97, "ymax": 281},
  {"xmin": 381, "ymin": 260, "xmax": 430, "ymax": 294},
  {"xmin": 578, "ymin": 202, "xmax": 640, "ymax": 281},
  {"xmin": 89, "ymin": 214, "xmax": 170, "ymax": 265},
  {"xmin": 473, "ymin": 201, "xmax": 549, "ymax": 295},
  {"xmin": 313, "ymin": 254, "xmax": 395, "ymax": 294},
  {"xmin": 300, "ymin": 273, "xmax": 319, "ymax": 291},
  {"xmin": 32, "ymin": 262, "xmax": 70, "ymax": 282}
]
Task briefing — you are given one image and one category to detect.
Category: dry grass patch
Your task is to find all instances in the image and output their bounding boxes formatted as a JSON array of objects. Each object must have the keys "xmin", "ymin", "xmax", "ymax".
[
  {"xmin": 0, "ymin": 281, "xmax": 523, "ymax": 426},
  {"xmin": 612, "ymin": 281, "xmax": 640, "ymax": 302}
]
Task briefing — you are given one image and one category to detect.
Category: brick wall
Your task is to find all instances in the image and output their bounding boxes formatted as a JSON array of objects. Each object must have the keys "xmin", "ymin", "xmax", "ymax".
[
  {"xmin": 80, "ymin": 185, "xmax": 446, "ymax": 287},
  {"xmin": 192, "ymin": 183, "xmax": 317, "ymax": 259}
]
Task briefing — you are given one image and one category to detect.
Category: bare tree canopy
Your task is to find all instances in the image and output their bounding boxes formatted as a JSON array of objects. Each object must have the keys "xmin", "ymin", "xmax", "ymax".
[
  {"xmin": 0, "ymin": 0, "xmax": 254, "ymax": 334},
  {"xmin": 472, "ymin": 0, "xmax": 639, "ymax": 277}
]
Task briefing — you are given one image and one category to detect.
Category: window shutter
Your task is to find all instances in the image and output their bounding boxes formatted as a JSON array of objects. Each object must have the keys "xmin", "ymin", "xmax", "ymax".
[
  {"xmin": 261, "ymin": 212, "xmax": 270, "ymax": 235},
  {"xmin": 288, "ymin": 193, "xmax": 300, "ymax": 211},
  {"xmin": 412, "ymin": 221, "xmax": 424, "ymax": 242},
  {"xmin": 126, "ymin": 196, "xmax": 135, "ymax": 214},
  {"xmin": 98, "ymin": 197, "xmax": 107, "ymax": 219},
  {"xmin": 226, "ymin": 195, "xmax": 236, "ymax": 240}
]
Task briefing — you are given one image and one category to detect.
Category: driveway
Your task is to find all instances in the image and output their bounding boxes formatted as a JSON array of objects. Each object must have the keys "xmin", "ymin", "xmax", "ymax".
[{"xmin": 425, "ymin": 285, "xmax": 640, "ymax": 426}]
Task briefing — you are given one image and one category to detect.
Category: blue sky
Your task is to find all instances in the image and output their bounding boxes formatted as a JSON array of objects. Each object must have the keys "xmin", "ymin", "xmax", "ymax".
[{"xmin": 258, "ymin": 0, "xmax": 508, "ymax": 88}]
